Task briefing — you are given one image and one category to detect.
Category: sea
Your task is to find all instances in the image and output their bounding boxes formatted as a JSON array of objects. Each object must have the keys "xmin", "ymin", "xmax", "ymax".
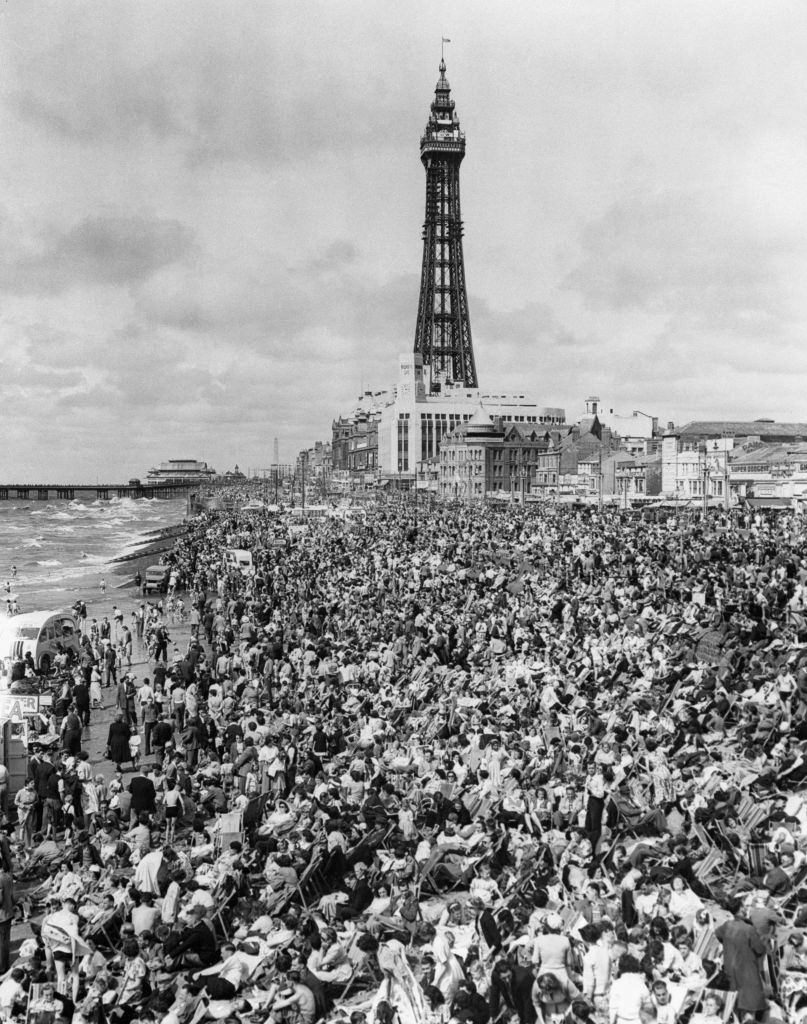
[{"xmin": 0, "ymin": 497, "xmax": 188, "ymax": 613}]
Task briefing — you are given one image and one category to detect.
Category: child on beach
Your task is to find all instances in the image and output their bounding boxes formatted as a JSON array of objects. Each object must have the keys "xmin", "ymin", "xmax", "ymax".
[
  {"xmin": 61, "ymin": 794, "xmax": 76, "ymax": 842},
  {"xmin": 128, "ymin": 728, "xmax": 142, "ymax": 770},
  {"xmin": 119, "ymin": 632, "xmax": 132, "ymax": 672}
]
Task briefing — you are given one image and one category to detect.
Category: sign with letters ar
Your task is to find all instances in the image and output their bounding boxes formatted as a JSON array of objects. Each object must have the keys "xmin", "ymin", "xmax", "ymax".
[{"xmin": 0, "ymin": 693, "xmax": 39, "ymax": 720}]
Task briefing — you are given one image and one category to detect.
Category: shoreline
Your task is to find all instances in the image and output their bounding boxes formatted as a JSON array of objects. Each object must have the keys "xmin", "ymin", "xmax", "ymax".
[{"xmin": 3, "ymin": 505, "xmax": 192, "ymax": 615}]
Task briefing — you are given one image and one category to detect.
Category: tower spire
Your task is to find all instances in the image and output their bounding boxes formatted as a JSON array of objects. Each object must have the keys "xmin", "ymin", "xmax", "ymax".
[{"xmin": 412, "ymin": 56, "xmax": 478, "ymax": 389}]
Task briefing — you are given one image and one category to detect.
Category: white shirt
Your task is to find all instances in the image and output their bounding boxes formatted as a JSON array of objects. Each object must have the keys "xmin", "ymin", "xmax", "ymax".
[
  {"xmin": 583, "ymin": 942, "xmax": 612, "ymax": 997},
  {"xmin": 609, "ymin": 972, "xmax": 649, "ymax": 1024}
]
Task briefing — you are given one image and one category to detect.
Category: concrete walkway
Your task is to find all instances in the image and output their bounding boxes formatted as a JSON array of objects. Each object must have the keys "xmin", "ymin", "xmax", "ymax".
[{"xmin": 10, "ymin": 604, "xmax": 196, "ymax": 958}]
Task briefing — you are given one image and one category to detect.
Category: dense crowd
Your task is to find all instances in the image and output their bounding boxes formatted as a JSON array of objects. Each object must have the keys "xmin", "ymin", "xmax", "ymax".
[{"xmin": 5, "ymin": 499, "xmax": 807, "ymax": 1024}]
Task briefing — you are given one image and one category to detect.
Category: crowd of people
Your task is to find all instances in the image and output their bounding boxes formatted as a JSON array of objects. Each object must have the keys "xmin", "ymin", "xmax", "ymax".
[{"xmin": 4, "ymin": 498, "xmax": 807, "ymax": 1024}]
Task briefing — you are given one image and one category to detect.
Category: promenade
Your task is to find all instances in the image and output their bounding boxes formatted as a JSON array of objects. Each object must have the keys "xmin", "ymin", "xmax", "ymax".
[{"xmin": 10, "ymin": 591, "xmax": 195, "ymax": 959}]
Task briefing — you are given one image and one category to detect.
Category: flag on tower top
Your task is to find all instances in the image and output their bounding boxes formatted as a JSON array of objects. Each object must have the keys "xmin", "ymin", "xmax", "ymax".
[{"xmin": 442, "ymin": 37, "xmax": 451, "ymax": 42}]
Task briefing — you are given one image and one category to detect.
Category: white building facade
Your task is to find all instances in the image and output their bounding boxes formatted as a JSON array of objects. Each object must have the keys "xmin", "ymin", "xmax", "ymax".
[
  {"xmin": 660, "ymin": 435, "xmax": 732, "ymax": 500},
  {"xmin": 377, "ymin": 354, "xmax": 564, "ymax": 481}
]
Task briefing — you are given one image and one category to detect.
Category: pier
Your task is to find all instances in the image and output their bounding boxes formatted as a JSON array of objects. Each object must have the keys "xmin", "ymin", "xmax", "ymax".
[{"xmin": 0, "ymin": 481, "xmax": 195, "ymax": 502}]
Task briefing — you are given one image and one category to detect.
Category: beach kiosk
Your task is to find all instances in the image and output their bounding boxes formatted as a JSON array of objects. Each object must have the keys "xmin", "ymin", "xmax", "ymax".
[{"xmin": 0, "ymin": 694, "xmax": 32, "ymax": 796}]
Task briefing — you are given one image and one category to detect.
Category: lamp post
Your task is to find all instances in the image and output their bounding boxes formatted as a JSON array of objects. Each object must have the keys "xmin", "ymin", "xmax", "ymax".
[
  {"xmin": 414, "ymin": 468, "xmax": 418, "ymax": 539},
  {"xmin": 598, "ymin": 447, "xmax": 604, "ymax": 511}
]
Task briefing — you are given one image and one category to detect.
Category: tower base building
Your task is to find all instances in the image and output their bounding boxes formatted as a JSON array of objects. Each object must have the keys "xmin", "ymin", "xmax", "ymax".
[{"xmin": 376, "ymin": 354, "xmax": 564, "ymax": 483}]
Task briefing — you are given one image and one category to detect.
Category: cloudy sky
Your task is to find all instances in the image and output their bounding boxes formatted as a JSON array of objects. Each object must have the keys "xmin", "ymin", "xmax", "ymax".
[{"xmin": 1, "ymin": 1, "xmax": 806, "ymax": 481}]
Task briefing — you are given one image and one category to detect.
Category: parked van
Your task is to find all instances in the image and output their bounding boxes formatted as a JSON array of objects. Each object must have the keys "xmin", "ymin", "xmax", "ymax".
[
  {"xmin": 143, "ymin": 564, "xmax": 170, "ymax": 594},
  {"xmin": 0, "ymin": 610, "xmax": 80, "ymax": 679},
  {"xmin": 225, "ymin": 549, "xmax": 254, "ymax": 575}
]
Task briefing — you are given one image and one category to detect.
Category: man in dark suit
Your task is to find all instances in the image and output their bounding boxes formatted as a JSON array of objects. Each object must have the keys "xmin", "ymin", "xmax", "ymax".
[
  {"xmin": 335, "ymin": 861, "xmax": 373, "ymax": 920},
  {"xmin": 72, "ymin": 678, "xmax": 91, "ymax": 727},
  {"xmin": 488, "ymin": 958, "xmax": 537, "ymax": 1024},
  {"xmin": 32, "ymin": 751, "xmax": 54, "ymax": 831},
  {"xmin": 166, "ymin": 904, "xmax": 218, "ymax": 967},
  {"xmin": 129, "ymin": 772, "xmax": 157, "ymax": 826},
  {"xmin": 151, "ymin": 715, "xmax": 174, "ymax": 763}
]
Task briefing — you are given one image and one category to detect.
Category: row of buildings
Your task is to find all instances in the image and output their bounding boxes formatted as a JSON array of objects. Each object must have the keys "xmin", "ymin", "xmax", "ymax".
[
  {"xmin": 297, "ymin": 396, "xmax": 807, "ymax": 508},
  {"xmin": 291, "ymin": 60, "xmax": 807, "ymax": 511}
]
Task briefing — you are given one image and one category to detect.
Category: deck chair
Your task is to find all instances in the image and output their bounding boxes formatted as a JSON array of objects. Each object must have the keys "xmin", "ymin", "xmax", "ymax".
[
  {"xmin": 336, "ymin": 940, "xmax": 382, "ymax": 1001},
  {"xmin": 693, "ymin": 928, "xmax": 721, "ymax": 963},
  {"xmin": 296, "ymin": 853, "xmax": 330, "ymax": 908},
  {"xmin": 693, "ymin": 987, "xmax": 738, "ymax": 1023},
  {"xmin": 735, "ymin": 793, "xmax": 769, "ymax": 834},
  {"xmin": 462, "ymin": 792, "xmax": 494, "ymax": 820},
  {"xmin": 214, "ymin": 810, "xmax": 245, "ymax": 852},
  {"xmin": 744, "ymin": 841, "xmax": 768, "ymax": 877},
  {"xmin": 26, "ymin": 982, "xmax": 59, "ymax": 1024},
  {"xmin": 210, "ymin": 872, "xmax": 239, "ymax": 939},
  {"xmin": 84, "ymin": 905, "xmax": 123, "ymax": 949},
  {"xmin": 186, "ymin": 992, "xmax": 210, "ymax": 1024},
  {"xmin": 693, "ymin": 848, "xmax": 726, "ymax": 896},
  {"xmin": 242, "ymin": 792, "xmax": 269, "ymax": 830}
]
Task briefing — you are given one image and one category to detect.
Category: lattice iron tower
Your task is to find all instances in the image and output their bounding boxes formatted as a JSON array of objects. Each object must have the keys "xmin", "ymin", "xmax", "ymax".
[{"xmin": 413, "ymin": 59, "xmax": 478, "ymax": 389}]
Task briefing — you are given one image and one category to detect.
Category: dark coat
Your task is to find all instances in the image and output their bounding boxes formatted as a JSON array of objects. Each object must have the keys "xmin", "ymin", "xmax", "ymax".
[
  {"xmin": 715, "ymin": 916, "xmax": 767, "ymax": 1012},
  {"xmin": 72, "ymin": 682, "xmax": 90, "ymax": 710},
  {"xmin": 107, "ymin": 720, "xmax": 131, "ymax": 765},
  {"xmin": 129, "ymin": 776, "xmax": 157, "ymax": 814},
  {"xmin": 336, "ymin": 877, "xmax": 373, "ymax": 919},
  {"xmin": 489, "ymin": 965, "xmax": 537, "ymax": 1024}
]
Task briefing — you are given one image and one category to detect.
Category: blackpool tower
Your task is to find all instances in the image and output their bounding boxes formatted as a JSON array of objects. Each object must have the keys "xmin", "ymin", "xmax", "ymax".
[{"xmin": 413, "ymin": 58, "xmax": 478, "ymax": 389}]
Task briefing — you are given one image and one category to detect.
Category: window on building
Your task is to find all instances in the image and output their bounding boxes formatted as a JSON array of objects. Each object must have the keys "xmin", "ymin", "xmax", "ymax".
[{"xmin": 397, "ymin": 415, "xmax": 410, "ymax": 472}]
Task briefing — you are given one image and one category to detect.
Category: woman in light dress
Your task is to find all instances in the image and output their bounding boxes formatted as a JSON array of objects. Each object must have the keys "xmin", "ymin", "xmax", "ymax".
[{"xmin": 76, "ymin": 752, "xmax": 99, "ymax": 832}]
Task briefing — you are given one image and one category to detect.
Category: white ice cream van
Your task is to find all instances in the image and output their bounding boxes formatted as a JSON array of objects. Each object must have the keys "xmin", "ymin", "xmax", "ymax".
[{"xmin": 0, "ymin": 610, "xmax": 80, "ymax": 679}]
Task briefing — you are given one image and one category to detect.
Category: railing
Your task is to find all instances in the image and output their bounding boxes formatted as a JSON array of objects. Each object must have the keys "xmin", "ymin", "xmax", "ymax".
[{"xmin": 0, "ymin": 481, "xmax": 196, "ymax": 500}]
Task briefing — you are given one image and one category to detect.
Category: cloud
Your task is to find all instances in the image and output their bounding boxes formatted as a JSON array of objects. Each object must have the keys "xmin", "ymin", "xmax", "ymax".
[
  {"xmin": 563, "ymin": 189, "xmax": 805, "ymax": 330},
  {"xmin": 6, "ymin": 23, "xmax": 413, "ymax": 168},
  {"xmin": 133, "ymin": 246, "xmax": 417, "ymax": 364},
  {"xmin": 0, "ymin": 213, "xmax": 196, "ymax": 295}
]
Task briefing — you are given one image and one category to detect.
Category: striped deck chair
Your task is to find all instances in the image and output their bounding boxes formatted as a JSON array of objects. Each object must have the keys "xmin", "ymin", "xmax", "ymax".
[
  {"xmin": 693, "ymin": 848, "xmax": 726, "ymax": 896},
  {"xmin": 693, "ymin": 927, "xmax": 721, "ymax": 964},
  {"xmin": 693, "ymin": 988, "xmax": 738, "ymax": 1023},
  {"xmin": 744, "ymin": 840, "xmax": 768, "ymax": 877},
  {"xmin": 736, "ymin": 795, "xmax": 769, "ymax": 835}
]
